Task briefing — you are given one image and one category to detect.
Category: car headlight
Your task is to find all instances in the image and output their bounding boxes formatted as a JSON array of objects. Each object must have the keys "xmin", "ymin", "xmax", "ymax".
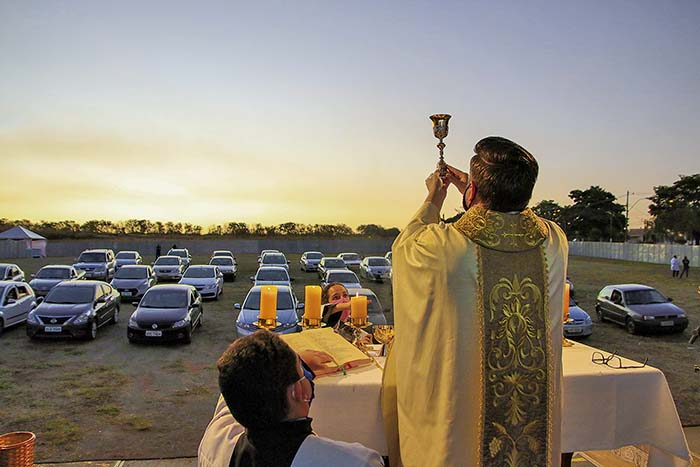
[
  {"xmin": 238, "ymin": 321, "xmax": 258, "ymax": 331},
  {"xmin": 642, "ymin": 315, "xmax": 655, "ymax": 320},
  {"xmin": 678, "ymin": 313, "xmax": 686, "ymax": 318},
  {"xmin": 173, "ymin": 317, "xmax": 191, "ymax": 328},
  {"xmin": 584, "ymin": 316, "xmax": 592, "ymax": 324},
  {"xmin": 27, "ymin": 311, "xmax": 41, "ymax": 324},
  {"xmin": 73, "ymin": 311, "xmax": 93, "ymax": 325}
]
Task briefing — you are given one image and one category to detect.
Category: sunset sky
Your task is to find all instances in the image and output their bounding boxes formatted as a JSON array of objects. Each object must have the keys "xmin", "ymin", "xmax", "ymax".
[{"xmin": 1, "ymin": 1, "xmax": 698, "ymax": 229}]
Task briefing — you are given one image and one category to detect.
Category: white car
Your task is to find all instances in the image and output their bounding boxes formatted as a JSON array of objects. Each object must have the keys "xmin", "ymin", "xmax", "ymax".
[
  {"xmin": 359, "ymin": 257, "xmax": 392, "ymax": 282},
  {"xmin": 300, "ymin": 251, "xmax": 323, "ymax": 272},
  {"xmin": 211, "ymin": 250, "xmax": 236, "ymax": 262},
  {"xmin": 0, "ymin": 263, "xmax": 25, "ymax": 282},
  {"xmin": 209, "ymin": 256, "xmax": 237, "ymax": 280},
  {"xmin": 179, "ymin": 265, "xmax": 223, "ymax": 300},
  {"xmin": 167, "ymin": 248, "xmax": 192, "ymax": 268},
  {"xmin": 385, "ymin": 251, "xmax": 392, "ymax": 264},
  {"xmin": 337, "ymin": 253, "xmax": 362, "ymax": 268},
  {"xmin": 317, "ymin": 257, "xmax": 347, "ymax": 279},
  {"xmin": 116, "ymin": 251, "xmax": 143, "ymax": 269},
  {"xmin": 257, "ymin": 249, "xmax": 280, "ymax": 262},
  {"xmin": 321, "ymin": 269, "xmax": 361, "ymax": 289},
  {"xmin": 29, "ymin": 265, "xmax": 85, "ymax": 297},
  {"xmin": 0, "ymin": 281, "xmax": 36, "ymax": 335},
  {"xmin": 259, "ymin": 252, "xmax": 289, "ymax": 271},
  {"xmin": 153, "ymin": 256, "xmax": 185, "ymax": 281},
  {"xmin": 251, "ymin": 266, "xmax": 292, "ymax": 287}
]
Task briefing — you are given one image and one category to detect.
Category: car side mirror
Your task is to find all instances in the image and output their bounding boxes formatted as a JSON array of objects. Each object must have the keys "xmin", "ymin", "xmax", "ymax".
[
  {"xmin": 296, "ymin": 302, "xmax": 304, "ymax": 310},
  {"xmin": 668, "ymin": 297, "xmax": 673, "ymax": 302},
  {"xmin": 249, "ymin": 276, "xmax": 255, "ymax": 281},
  {"xmin": 132, "ymin": 300, "xmax": 141, "ymax": 306},
  {"xmin": 234, "ymin": 303, "xmax": 241, "ymax": 310},
  {"xmin": 287, "ymin": 260, "xmax": 291, "ymax": 264},
  {"xmin": 36, "ymin": 297, "xmax": 44, "ymax": 304},
  {"xmin": 30, "ymin": 273, "xmax": 36, "ymax": 278}
]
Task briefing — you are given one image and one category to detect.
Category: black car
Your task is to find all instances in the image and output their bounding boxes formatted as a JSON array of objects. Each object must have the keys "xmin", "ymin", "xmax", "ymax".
[
  {"xmin": 26, "ymin": 281, "xmax": 120, "ymax": 340},
  {"xmin": 127, "ymin": 284, "xmax": 202, "ymax": 344}
]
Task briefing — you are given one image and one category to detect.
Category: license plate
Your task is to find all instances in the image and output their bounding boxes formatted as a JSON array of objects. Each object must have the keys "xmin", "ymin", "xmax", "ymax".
[
  {"xmin": 145, "ymin": 330, "xmax": 162, "ymax": 337},
  {"xmin": 660, "ymin": 320, "xmax": 674, "ymax": 327},
  {"xmin": 44, "ymin": 326, "xmax": 62, "ymax": 332},
  {"xmin": 122, "ymin": 291, "xmax": 132, "ymax": 297},
  {"xmin": 566, "ymin": 327, "xmax": 582, "ymax": 334}
]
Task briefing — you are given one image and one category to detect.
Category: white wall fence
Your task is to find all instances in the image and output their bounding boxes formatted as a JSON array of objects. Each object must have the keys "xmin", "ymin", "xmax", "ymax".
[{"xmin": 569, "ymin": 241, "xmax": 700, "ymax": 266}]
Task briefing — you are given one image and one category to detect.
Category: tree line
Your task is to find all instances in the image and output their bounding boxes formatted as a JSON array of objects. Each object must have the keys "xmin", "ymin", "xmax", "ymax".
[{"xmin": 0, "ymin": 218, "xmax": 400, "ymax": 240}]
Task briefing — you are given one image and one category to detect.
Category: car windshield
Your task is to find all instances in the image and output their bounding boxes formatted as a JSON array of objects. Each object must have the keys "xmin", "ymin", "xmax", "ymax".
[
  {"xmin": 116, "ymin": 252, "xmax": 137, "ymax": 259},
  {"xmin": 210, "ymin": 258, "xmax": 233, "ymax": 266},
  {"xmin": 169, "ymin": 250, "xmax": 187, "ymax": 258},
  {"xmin": 324, "ymin": 259, "xmax": 345, "ymax": 268},
  {"xmin": 78, "ymin": 252, "xmax": 107, "ymax": 263},
  {"xmin": 46, "ymin": 286, "xmax": 94, "ymax": 304},
  {"xmin": 368, "ymin": 258, "xmax": 389, "ymax": 266},
  {"xmin": 155, "ymin": 257, "xmax": 179, "ymax": 265},
  {"xmin": 257, "ymin": 269, "xmax": 289, "ymax": 281},
  {"xmin": 342, "ymin": 254, "xmax": 360, "ymax": 261},
  {"xmin": 213, "ymin": 251, "xmax": 232, "ymax": 257},
  {"xmin": 37, "ymin": 268, "xmax": 70, "ymax": 279},
  {"xmin": 243, "ymin": 290, "xmax": 293, "ymax": 310},
  {"xmin": 184, "ymin": 268, "xmax": 215, "ymax": 278},
  {"xmin": 115, "ymin": 268, "xmax": 148, "ymax": 279},
  {"xmin": 262, "ymin": 255, "xmax": 285, "ymax": 264},
  {"xmin": 141, "ymin": 290, "xmax": 187, "ymax": 308},
  {"xmin": 330, "ymin": 272, "xmax": 358, "ymax": 283},
  {"xmin": 624, "ymin": 289, "xmax": 668, "ymax": 305},
  {"xmin": 0, "ymin": 266, "xmax": 7, "ymax": 276},
  {"xmin": 306, "ymin": 253, "xmax": 322, "ymax": 260}
]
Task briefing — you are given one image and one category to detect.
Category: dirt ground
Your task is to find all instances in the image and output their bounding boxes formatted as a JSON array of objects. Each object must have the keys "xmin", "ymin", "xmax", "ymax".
[{"xmin": 0, "ymin": 252, "xmax": 698, "ymax": 462}]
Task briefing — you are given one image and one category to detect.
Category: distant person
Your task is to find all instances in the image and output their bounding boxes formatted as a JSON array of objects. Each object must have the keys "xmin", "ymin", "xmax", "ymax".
[
  {"xmin": 671, "ymin": 255, "xmax": 680, "ymax": 278},
  {"xmin": 155, "ymin": 244, "xmax": 161, "ymax": 259},
  {"xmin": 681, "ymin": 256, "xmax": 690, "ymax": 278},
  {"xmin": 197, "ymin": 330, "xmax": 384, "ymax": 467},
  {"xmin": 172, "ymin": 243, "xmax": 178, "ymax": 250}
]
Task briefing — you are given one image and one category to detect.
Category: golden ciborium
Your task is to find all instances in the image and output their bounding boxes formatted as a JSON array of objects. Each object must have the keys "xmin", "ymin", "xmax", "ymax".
[{"xmin": 430, "ymin": 114, "xmax": 451, "ymax": 178}]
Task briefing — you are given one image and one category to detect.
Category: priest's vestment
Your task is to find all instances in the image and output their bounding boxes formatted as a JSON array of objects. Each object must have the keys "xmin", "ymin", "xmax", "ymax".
[{"xmin": 382, "ymin": 202, "xmax": 568, "ymax": 467}]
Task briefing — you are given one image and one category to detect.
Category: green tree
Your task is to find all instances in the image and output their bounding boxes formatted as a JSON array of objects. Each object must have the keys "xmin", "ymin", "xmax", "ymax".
[
  {"xmin": 648, "ymin": 174, "xmax": 700, "ymax": 244},
  {"xmin": 560, "ymin": 186, "xmax": 626, "ymax": 241},
  {"xmin": 532, "ymin": 200, "xmax": 564, "ymax": 224}
]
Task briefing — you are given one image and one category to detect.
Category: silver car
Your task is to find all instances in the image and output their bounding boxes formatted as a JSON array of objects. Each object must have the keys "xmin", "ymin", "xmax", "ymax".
[
  {"xmin": 321, "ymin": 269, "xmax": 362, "ymax": 289},
  {"xmin": 359, "ymin": 256, "xmax": 392, "ymax": 282},
  {"xmin": 29, "ymin": 265, "xmax": 86, "ymax": 297},
  {"xmin": 259, "ymin": 252, "xmax": 289, "ymax": 271},
  {"xmin": 346, "ymin": 287, "xmax": 388, "ymax": 326},
  {"xmin": 337, "ymin": 253, "xmax": 362, "ymax": 268},
  {"xmin": 0, "ymin": 263, "xmax": 25, "ymax": 282},
  {"xmin": 0, "ymin": 281, "xmax": 36, "ymax": 335},
  {"xmin": 211, "ymin": 250, "xmax": 236, "ymax": 262},
  {"xmin": 179, "ymin": 265, "xmax": 224, "ymax": 300},
  {"xmin": 116, "ymin": 251, "xmax": 143, "ymax": 269},
  {"xmin": 110, "ymin": 265, "xmax": 156, "ymax": 301},
  {"xmin": 300, "ymin": 251, "xmax": 323, "ymax": 272},
  {"xmin": 209, "ymin": 256, "xmax": 238, "ymax": 280},
  {"xmin": 251, "ymin": 266, "xmax": 292, "ymax": 287},
  {"xmin": 167, "ymin": 248, "xmax": 191, "ymax": 269},
  {"xmin": 317, "ymin": 257, "xmax": 347, "ymax": 279},
  {"xmin": 153, "ymin": 256, "xmax": 185, "ymax": 281},
  {"xmin": 73, "ymin": 249, "xmax": 117, "ymax": 281}
]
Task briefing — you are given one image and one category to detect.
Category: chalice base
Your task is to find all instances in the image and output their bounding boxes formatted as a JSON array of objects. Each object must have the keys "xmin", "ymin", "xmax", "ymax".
[
  {"xmin": 302, "ymin": 317, "xmax": 324, "ymax": 329},
  {"xmin": 256, "ymin": 318, "xmax": 281, "ymax": 330}
]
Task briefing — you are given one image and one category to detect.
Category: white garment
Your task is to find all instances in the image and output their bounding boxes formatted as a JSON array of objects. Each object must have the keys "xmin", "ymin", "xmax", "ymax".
[
  {"xmin": 198, "ymin": 394, "xmax": 384, "ymax": 467},
  {"xmin": 671, "ymin": 257, "xmax": 680, "ymax": 271}
]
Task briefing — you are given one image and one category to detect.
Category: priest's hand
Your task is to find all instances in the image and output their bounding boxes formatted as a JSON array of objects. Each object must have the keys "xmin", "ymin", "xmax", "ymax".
[
  {"xmin": 299, "ymin": 349, "xmax": 333, "ymax": 373},
  {"xmin": 425, "ymin": 170, "xmax": 448, "ymax": 209},
  {"xmin": 445, "ymin": 164, "xmax": 469, "ymax": 194}
]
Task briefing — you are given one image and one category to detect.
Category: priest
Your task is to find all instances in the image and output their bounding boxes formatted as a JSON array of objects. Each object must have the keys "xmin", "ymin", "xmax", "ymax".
[{"xmin": 383, "ymin": 136, "xmax": 568, "ymax": 467}]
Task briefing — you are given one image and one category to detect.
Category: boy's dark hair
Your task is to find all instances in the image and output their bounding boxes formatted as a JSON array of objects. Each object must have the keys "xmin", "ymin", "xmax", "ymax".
[{"xmin": 321, "ymin": 282, "xmax": 348, "ymax": 304}]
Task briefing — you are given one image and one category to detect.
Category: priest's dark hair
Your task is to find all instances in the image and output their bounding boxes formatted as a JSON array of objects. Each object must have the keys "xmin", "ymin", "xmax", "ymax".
[
  {"xmin": 217, "ymin": 330, "xmax": 300, "ymax": 429},
  {"xmin": 470, "ymin": 136, "xmax": 539, "ymax": 212}
]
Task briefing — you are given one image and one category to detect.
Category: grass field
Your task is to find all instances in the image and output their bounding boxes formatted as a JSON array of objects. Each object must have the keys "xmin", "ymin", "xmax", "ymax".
[{"xmin": 0, "ymin": 252, "xmax": 699, "ymax": 461}]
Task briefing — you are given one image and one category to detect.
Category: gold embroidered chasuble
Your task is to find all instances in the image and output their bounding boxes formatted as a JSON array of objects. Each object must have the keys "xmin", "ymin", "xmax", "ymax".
[{"xmin": 382, "ymin": 202, "xmax": 567, "ymax": 467}]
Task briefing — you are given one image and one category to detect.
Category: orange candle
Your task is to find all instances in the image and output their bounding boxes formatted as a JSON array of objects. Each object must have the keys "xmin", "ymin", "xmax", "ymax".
[
  {"xmin": 304, "ymin": 285, "xmax": 322, "ymax": 320},
  {"xmin": 563, "ymin": 283, "xmax": 570, "ymax": 322},
  {"xmin": 259, "ymin": 286, "xmax": 278, "ymax": 321},
  {"xmin": 350, "ymin": 295, "xmax": 367, "ymax": 320}
]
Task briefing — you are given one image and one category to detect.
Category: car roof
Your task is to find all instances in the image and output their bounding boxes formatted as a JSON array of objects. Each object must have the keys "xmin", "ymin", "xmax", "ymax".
[
  {"xmin": 604, "ymin": 284, "xmax": 655, "ymax": 292},
  {"xmin": 303, "ymin": 251, "xmax": 323, "ymax": 255},
  {"xmin": 248, "ymin": 285, "xmax": 292, "ymax": 293},
  {"xmin": 156, "ymin": 255, "xmax": 181, "ymax": 260},
  {"xmin": 39, "ymin": 264, "xmax": 73, "ymax": 270},
  {"xmin": 117, "ymin": 250, "xmax": 139, "ymax": 253},
  {"xmin": 118, "ymin": 264, "xmax": 149, "ymax": 270},
  {"xmin": 148, "ymin": 284, "xmax": 195, "ymax": 292},
  {"xmin": 55, "ymin": 280, "xmax": 101, "ymax": 288},
  {"xmin": 187, "ymin": 265, "xmax": 216, "ymax": 269},
  {"xmin": 257, "ymin": 266, "xmax": 288, "ymax": 272},
  {"xmin": 327, "ymin": 268, "xmax": 354, "ymax": 275},
  {"xmin": 346, "ymin": 287, "xmax": 378, "ymax": 297},
  {"xmin": 81, "ymin": 249, "xmax": 111, "ymax": 253},
  {"xmin": 0, "ymin": 280, "xmax": 30, "ymax": 287},
  {"xmin": 0, "ymin": 263, "xmax": 19, "ymax": 267},
  {"xmin": 322, "ymin": 257, "xmax": 344, "ymax": 261},
  {"xmin": 364, "ymin": 256, "xmax": 388, "ymax": 260},
  {"xmin": 210, "ymin": 256, "xmax": 234, "ymax": 262},
  {"xmin": 262, "ymin": 252, "xmax": 286, "ymax": 258},
  {"xmin": 338, "ymin": 252, "xmax": 359, "ymax": 256},
  {"xmin": 169, "ymin": 248, "xmax": 188, "ymax": 252}
]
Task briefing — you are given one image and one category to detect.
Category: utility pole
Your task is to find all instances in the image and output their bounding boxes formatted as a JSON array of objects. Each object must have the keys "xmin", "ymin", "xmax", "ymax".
[{"xmin": 625, "ymin": 190, "xmax": 629, "ymax": 243}]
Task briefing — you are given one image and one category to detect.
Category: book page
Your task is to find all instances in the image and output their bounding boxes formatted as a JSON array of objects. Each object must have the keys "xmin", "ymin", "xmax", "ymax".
[{"xmin": 282, "ymin": 327, "xmax": 370, "ymax": 369}]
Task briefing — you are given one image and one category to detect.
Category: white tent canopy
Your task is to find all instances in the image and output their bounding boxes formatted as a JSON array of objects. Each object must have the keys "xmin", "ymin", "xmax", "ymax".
[{"xmin": 0, "ymin": 226, "xmax": 47, "ymax": 258}]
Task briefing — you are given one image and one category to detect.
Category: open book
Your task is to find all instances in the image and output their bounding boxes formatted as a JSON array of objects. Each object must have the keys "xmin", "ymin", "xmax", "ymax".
[{"xmin": 281, "ymin": 327, "xmax": 373, "ymax": 376}]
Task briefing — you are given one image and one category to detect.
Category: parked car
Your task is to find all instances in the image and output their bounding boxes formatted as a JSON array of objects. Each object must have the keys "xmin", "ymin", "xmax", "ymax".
[
  {"xmin": 29, "ymin": 265, "xmax": 85, "ymax": 297},
  {"xmin": 564, "ymin": 297, "xmax": 592, "ymax": 338},
  {"xmin": 234, "ymin": 285, "xmax": 302, "ymax": 336},
  {"xmin": 259, "ymin": 252, "xmax": 290, "ymax": 271},
  {"xmin": 337, "ymin": 253, "xmax": 362, "ymax": 268},
  {"xmin": 0, "ymin": 281, "xmax": 36, "ymax": 335},
  {"xmin": 359, "ymin": 257, "xmax": 392, "ymax": 282},
  {"xmin": 115, "ymin": 251, "xmax": 143, "ymax": 269},
  {"xmin": 167, "ymin": 248, "xmax": 192, "ymax": 269},
  {"xmin": 153, "ymin": 256, "xmax": 185, "ymax": 281},
  {"xmin": 110, "ymin": 265, "xmax": 156, "ymax": 301},
  {"xmin": 0, "ymin": 263, "xmax": 25, "ymax": 282},
  {"xmin": 300, "ymin": 251, "xmax": 324, "ymax": 272},
  {"xmin": 73, "ymin": 249, "xmax": 117, "ymax": 281},
  {"xmin": 179, "ymin": 265, "xmax": 223, "ymax": 300},
  {"xmin": 250, "ymin": 266, "xmax": 292, "ymax": 286},
  {"xmin": 209, "ymin": 256, "xmax": 237, "ymax": 280},
  {"xmin": 127, "ymin": 284, "xmax": 202, "ymax": 344},
  {"xmin": 321, "ymin": 269, "xmax": 362, "ymax": 289},
  {"xmin": 317, "ymin": 257, "xmax": 347, "ymax": 279},
  {"xmin": 211, "ymin": 250, "xmax": 236, "ymax": 262},
  {"xmin": 346, "ymin": 287, "xmax": 388, "ymax": 326},
  {"xmin": 595, "ymin": 284, "xmax": 688, "ymax": 334},
  {"xmin": 385, "ymin": 252, "xmax": 392, "ymax": 264},
  {"xmin": 257, "ymin": 249, "xmax": 280, "ymax": 262},
  {"xmin": 26, "ymin": 281, "xmax": 120, "ymax": 340}
]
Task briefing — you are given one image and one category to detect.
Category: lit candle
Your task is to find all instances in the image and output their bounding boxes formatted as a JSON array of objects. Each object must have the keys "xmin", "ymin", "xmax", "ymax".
[
  {"xmin": 304, "ymin": 285, "xmax": 322, "ymax": 320},
  {"xmin": 350, "ymin": 295, "xmax": 367, "ymax": 320},
  {"xmin": 259, "ymin": 286, "xmax": 278, "ymax": 321},
  {"xmin": 563, "ymin": 283, "xmax": 570, "ymax": 323}
]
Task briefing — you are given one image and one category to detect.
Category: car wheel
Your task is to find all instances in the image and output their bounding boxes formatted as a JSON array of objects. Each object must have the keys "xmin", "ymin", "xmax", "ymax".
[
  {"xmin": 183, "ymin": 325, "xmax": 192, "ymax": 344},
  {"xmin": 625, "ymin": 318, "xmax": 637, "ymax": 335},
  {"xmin": 111, "ymin": 306, "xmax": 120, "ymax": 324},
  {"xmin": 88, "ymin": 321, "xmax": 98, "ymax": 340},
  {"xmin": 595, "ymin": 306, "xmax": 605, "ymax": 322}
]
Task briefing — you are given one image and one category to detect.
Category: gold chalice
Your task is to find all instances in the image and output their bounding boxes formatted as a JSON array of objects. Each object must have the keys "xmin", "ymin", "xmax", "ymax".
[
  {"xmin": 430, "ymin": 114, "xmax": 451, "ymax": 178},
  {"xmin": 373, "ymin": 325, "xmax": 395, "ymax": 356}
]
